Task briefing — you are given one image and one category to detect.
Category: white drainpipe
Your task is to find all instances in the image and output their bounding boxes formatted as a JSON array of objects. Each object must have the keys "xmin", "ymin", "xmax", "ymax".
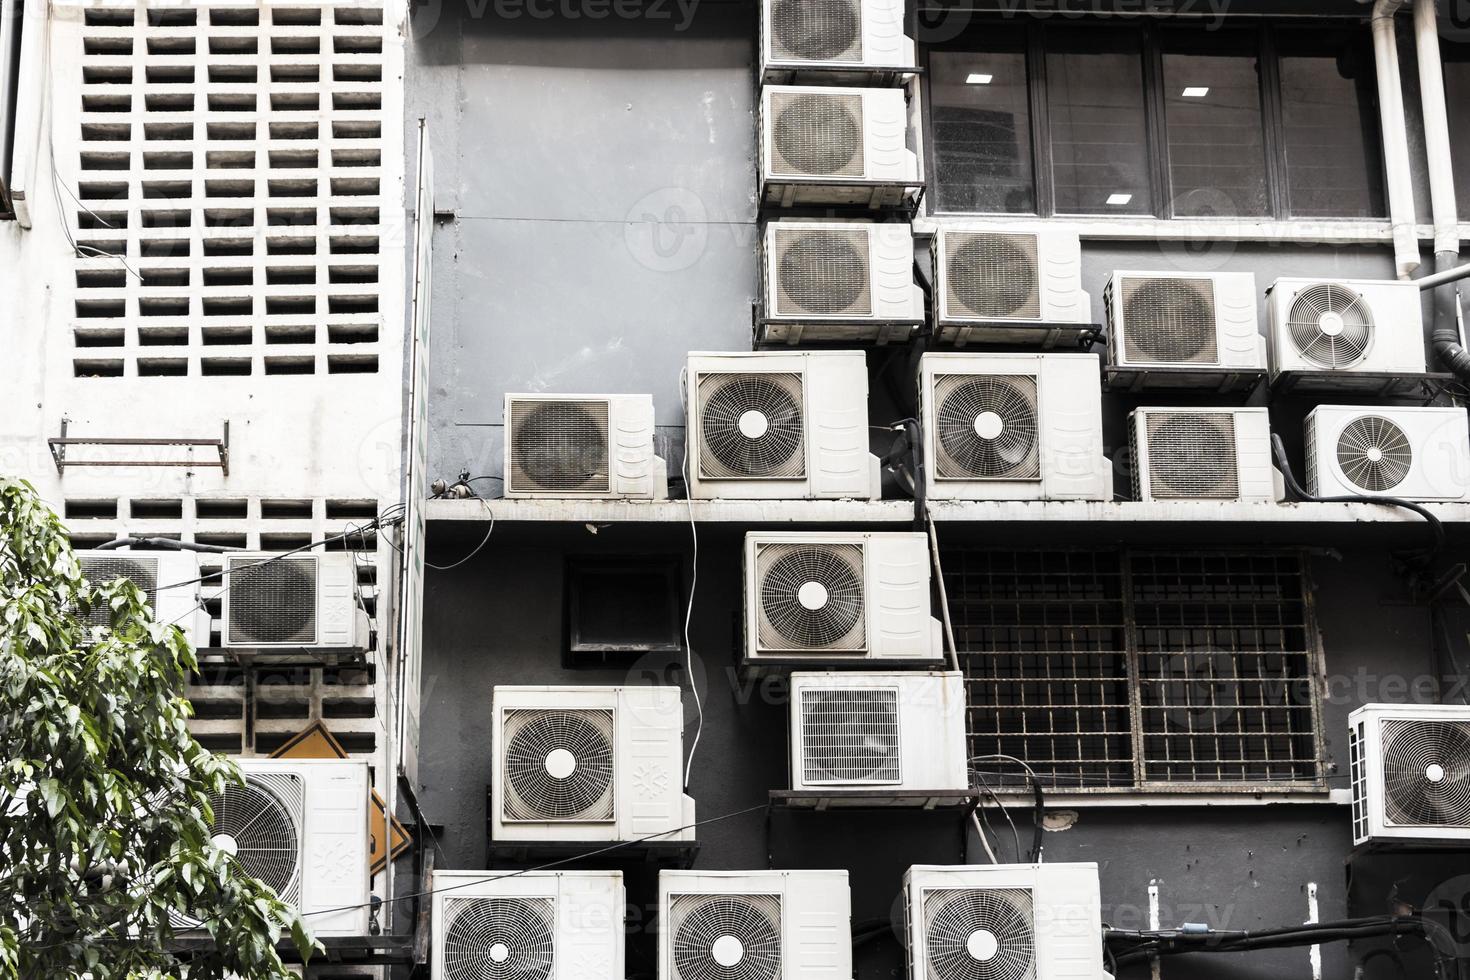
[{"xmin": 1370, "ymin": 0, "xmax": 1421, "ymax": 279}]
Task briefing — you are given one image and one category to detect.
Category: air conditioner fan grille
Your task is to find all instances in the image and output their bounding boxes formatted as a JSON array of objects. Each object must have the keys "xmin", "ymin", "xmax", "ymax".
[
  {"xmin": 933, "ymin": 374, "xmax": 1040, "ymax": 481},
  {"xmin": 1286, "ymin": 282, "xmax": 1373, "ymax": 369},
  {"xmin": 671, "ymin": 893, "xmax": 783, "ymax": 980},
  {"xmin": 226, "ymin": 555, "xmax": 317, "ymax": 645},
  {"xmin": 756, "ymin": 542, "xmax": 866, "ymax": 651},
  {"xmin": 770, "ymin": 0, "xmax": 862, "ymax": 63},
  {"xmin": 769, "ymin": 92, "xmax": 864, "ymax": 178},
  {"xmin": 944, "ymin": 233, "xmax": 1040, "ymax": 320},
  {"xmin": 697, "ymin": 372, "xmax": 805, "ymax": 480},
  {"xmin": 1381, "ymin": 719, "xmax": 1470, "ymax": 827},
  {"xmin": 774, "ymin": 227, "xmax": 872, "ymax": 316},
  {"xmin": 502, "ymin": 708, "xmax": 616, "ymax": 822},
  {"xmin": 79, "ymin": 554, "xmax": 160, "ymax": 629},
  {"xmin": 508, "ymin": 399, "xmax": 611, "ymax": 493},
  {"xmin": 1336, "ymin": 415, "xmax": 1412, "ymax": 493},
  {"xmin": 1144, "ymin": 413, "xmax": 1239, "ymax": 500},
  {"xmin": 1120, "ymin": 277, "xmax": 1218, "ymax": 364},
  {"xmin": 442, "ymin": 896, "xmax": 556, "ymax": 980},
  {"xmin": 923, "ymin": 888, "xmax": 1036, "ymax": 980},
  {"xmin": 801, "ymin": 687, "xmax": 900, "ymax": 783}
]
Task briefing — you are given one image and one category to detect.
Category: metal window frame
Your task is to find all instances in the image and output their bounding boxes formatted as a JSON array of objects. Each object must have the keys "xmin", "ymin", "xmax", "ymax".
[
  {"xmin": 919, "ymin": 14, "xmax": 1380, "ymax": 223},
  {"xmin": 953, "ymin": 547, "xmax": 1328, "ymax": 795}
]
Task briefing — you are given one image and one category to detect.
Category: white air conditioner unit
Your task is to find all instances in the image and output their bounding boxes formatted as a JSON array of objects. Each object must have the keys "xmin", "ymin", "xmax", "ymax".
[
  {"xmin": 660, "ymin": 870, "xmax": 851, "ymax": 980},
  {"xmin": 176, "ymin": 759, "xmax": 370, "ymax": 936},
  {"xmin": 686, "ymin": 351, "xmax": 878, "ymax": 500},
  {"xmin": 761, "ymin": 0, "xmax": 915, "ymax": 76},
  {"xmin": 760, "ymin": 86, "xmax": 918, "ymax": 204},
  {"xmin": 789, "ymin": 671, "xmax": 968, "ymax": 791},
  {"xmin": 933, "ymin": 227, "xmax": 1090, "ymax": 344},
  {"xmin": 761, "ymin": 220, "xmax": 922, "ymax": 343},
  {"xmin": 1305, "ymin": 405, "xmax": 1470, "ymax": 501},
  {"xmin": 432, "ymin": 871, "xmax": 625, "ymax": 980},
  {"xmin": 744, "ymin": 531, "xmax": 942, "ymax": 662},
  {"xmin": 903, "ymin": 864, "xmax": 1103, "ymax": 980},
  {"xmin": 76, "ymin": 549, "xmax": 208, "ymax": 647},
  {"xmin": 920, "ymin": 352, "xmax": 1111, "ymax": 501},
  {"xmin": 491, "ymin": 686, "xmax": 695, "ymax": 842},
  {"xmin": 218, "ymin": 551, "xmax": 367, "ymax": 649},
  {"xmin": 504, "ymin": 394, "xmax": 667, "ymax": 500},
  {"xmin": 1266, "ymin": 277, "xmax": 1426, "ymax": 377},
  {"xmin": 1349, "ymin": 703, "xmax": 1470, "ymax": 847},
  {"xmin": 1129, "ymin": 407, "xmax": 1278, "ymax": 502},
  {"xmin": 1105, "ymin": 271, "xmax": 1266, "ymax": 370}
]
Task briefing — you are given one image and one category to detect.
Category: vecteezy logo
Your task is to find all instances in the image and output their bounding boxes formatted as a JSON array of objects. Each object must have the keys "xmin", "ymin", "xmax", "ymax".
[
  {"xmin": 624, "ymin": 187, "xmax": 709, "ymax": 273},
  {"xmin": 1424, "ymin": 875, "xmax": 1470, "ymax": 957}
]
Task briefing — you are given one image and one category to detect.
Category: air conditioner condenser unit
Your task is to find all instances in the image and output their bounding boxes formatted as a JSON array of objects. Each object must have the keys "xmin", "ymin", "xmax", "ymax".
[
  {"xmin": 1105, "ymin": 271, "xmax": 1266, "ymax": 371},
  {"xmin": 76, "ymin": 549, "xmax": 208, "ymax": 647},
  {"xmin": 1305, "ymin": 405, "xmax": 1470, "ymax": 501},
  {"xmin": 761, "ymin": 0, "xmax": 915, "ymax": 77},
  {"xmin": 1267, "ymin": 277, "xmax": 1427, "ymax": 377},
  {"xmin": 744, "ymin": 531, "xmax": 942, "ymax": 663},
  {"xmin": 659, "ymin": 870, "xmax": 852, "ymax": 980},
  {"xmin": 1349, "ymin": 703, "xmax": 1470, "ymax": 847},
  {"xmin": 686, "ymin": 351, "xmax": 879, "ymax": 500},
  {"xmin": 789, "ymin": 671, "xmax": 968, "ymax": 792},
  {"xmin": 491, "ymin": 686, "xmax": 695, "ymax": 842},
  {"xmin": 218, "ymin": 551, "xmax": 368, "ymax": 649},
  {"xmin": 504, "ymin": 394, "xmax": 667, "ymax": 500},
  {"xmin": 1128, "ymin": 407, "xmax": 1279, "ymax": 503},
  {"xmin": 761, "ymin": 220, "xmax": 922, "ymax": 344},
  {"xmin": 933, "ymin": 227, "xmax": 1091, "ymax": 345},
  {"xmin": 920, "ymin": 352, "xmax": 1111, "ymax": 501},
  {"xmin": 176, "ymin": 758, "xmax": 371, "ymax": 937},
  {"xmin": 432, "ymin": 871, "xmax": 625, "ymax": 980},
  {"xmin": 760, "ymin": 85, "xmax": 920, "ymax": 207},
  {"xmin": 904, "ymin": 864, "xmax": 1103, "ymax": 980}
]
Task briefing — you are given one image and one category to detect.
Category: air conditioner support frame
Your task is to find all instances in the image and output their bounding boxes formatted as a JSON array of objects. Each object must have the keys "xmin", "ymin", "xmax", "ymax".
[
  {"xmin": 199, "ymin": 645, "xmax": 370, "ymax": 669},
  {"xmin": 1269, "ymin": 370, "xmax": 1454, "ymax": 402},
  {"xmin": 49, "ymin": 419, "xmax": 230, "ymax": 475},
  {"xmin": 753, "ymin": 305, "xmax": 923, "ymax": 347},
  {"xmin": 483, "ymin": 786, "xmax": 700, "ymax": 868},
  {"xmin": 932, "ymin": 319, "xmax": 1103, "ymax": 350},
  {"xmin": 166, "ymin": 935, "xmax": 416, "ymax": 966},
  {"xmin": 760, "ymin": 64, "xmax": 924, "ymax": 88},
  {"xmin": 1104, "ymin": 364, "xmax": 1268, "ymax": 396},
  {"xmin": 736, "ymin": 653, "xmax": 949, "ymax": 680},
  {"xmin": 764, "ymin": 789, "xmax": 975, "ymax": 869}
]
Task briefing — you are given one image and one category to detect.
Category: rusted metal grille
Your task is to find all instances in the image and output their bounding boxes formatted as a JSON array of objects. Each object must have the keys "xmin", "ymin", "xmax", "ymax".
[
  {"xmin": 949, "ymin": 549, "xmax": 1324, "ymax": 791},
  {"xmin": 950, "ymin": 551, "xmax": 1134, "ymax": 789}
]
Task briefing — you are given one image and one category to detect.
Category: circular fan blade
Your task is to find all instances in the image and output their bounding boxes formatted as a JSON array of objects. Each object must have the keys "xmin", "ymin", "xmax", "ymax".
[
  {"xmin": 701, "ymin": 376, "xmax": 803, "ymax": 477},
  {"xmin": 935, "ymin": 377, "xmax": 1039, "ymax": 480},
  {"xmin": 926, "ymin": 890, "xmax": 1035, "ymax": 980},
  {"xmin": 760, "ymin": 547, "xmax": 864, "ymax": 648},
  {"xmin": 1122, "ymin": 278, "xmax": 1216, "ymax": 363},
  {"xmin": 1336, "ymin": 415, "xmax": 1413, "ymax": 493},
  {"xmin": 1382, "ymin": 720, "xmax": 1470, "ymax": 827},
  {"xmin": 948, "ymin": 236, "xmax": 1038, "ymax": 319},
  {"xmin": 207, "ymin": 781, "xmax": 298, "ymax": 896},
  {"xmin": 772, "ymin": 95, "xmax": 862, "ymax": 175},
  {"xmin": 229, "ymin": 557, "xmax": 316, "ymax": 644},
  {"xmin": 1147, "ymin": 415, "xmax": 1237, "ymax": 498},
  {"xmin": 504, "ymin": 711, "xmax": 614, "ymax": 821},
  {"xmin": 673, "ymin": 896, "xmax": 782, "ymax": 980},
  {"xmin": 514, "ymin": 402, "xmax": 608, "ymax": 489},
  {"xmin": 443, "ymin": 897, "xmax": 555, "ymax": 980},
  {"xmin": 770, "ymin": 0, "xmax": 861, "ymax": 61},
  {"xmin": 779, "ymin": 231, "xmax": 867, "ymax": 314},
  {"xmin": 1286, "ymin": 283, "xmax": 1373, "ymax": 369}
]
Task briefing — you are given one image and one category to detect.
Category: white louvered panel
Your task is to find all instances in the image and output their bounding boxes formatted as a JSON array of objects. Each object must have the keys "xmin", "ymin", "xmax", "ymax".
[{"xmin": 65, "ymin": 2, "xmax": 386, "ymax": 378}]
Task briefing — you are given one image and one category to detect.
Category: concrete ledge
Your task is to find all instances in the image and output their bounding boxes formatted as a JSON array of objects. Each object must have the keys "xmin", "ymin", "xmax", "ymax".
[{"xmin": 427, "ymin": 497, "xmax": 1470, "ymax": 525}]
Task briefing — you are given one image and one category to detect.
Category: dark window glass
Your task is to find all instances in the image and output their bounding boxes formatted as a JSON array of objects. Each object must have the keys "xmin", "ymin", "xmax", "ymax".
[
  {"xmin": 1046, "ymin": 28, "xmax": 1152, "ymax": 215},
  {"xmin": 1277, "ymin": 33, "xmax": 1384, "ymax": 218},
  {"xmin": 928, "ymin": 38, "xmax": 1035, "ymax": 213},
  {"xmin": 1442, "ymin": 49, "xmax": 1470, "ymax": 219},
  {"xmin": 1161, "ymin": 32, "xmax": 1269, "ymax": 217}
]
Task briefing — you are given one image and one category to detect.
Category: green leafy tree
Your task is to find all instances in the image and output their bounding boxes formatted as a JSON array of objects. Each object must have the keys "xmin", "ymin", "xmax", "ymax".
[{"xmin": 0, "ymin": 478, "xmax": 317, "ymax": 978}]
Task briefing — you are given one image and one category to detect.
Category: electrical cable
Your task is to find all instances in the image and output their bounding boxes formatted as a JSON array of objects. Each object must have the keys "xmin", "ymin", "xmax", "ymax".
[
  {"xmin": 679, "ymin": 366, "xmax": 704, "ymax": 792},
  {"xmin": 423, "ymin": 501, "xmax": 493, "ymax": 571},
  {"xmin": 971, "ymin": 754, "xmax": 1046, "ymax": 863},
  {"xmin": 971, "ymin": 773, "xmax": 1022, "ymax": 863}
]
